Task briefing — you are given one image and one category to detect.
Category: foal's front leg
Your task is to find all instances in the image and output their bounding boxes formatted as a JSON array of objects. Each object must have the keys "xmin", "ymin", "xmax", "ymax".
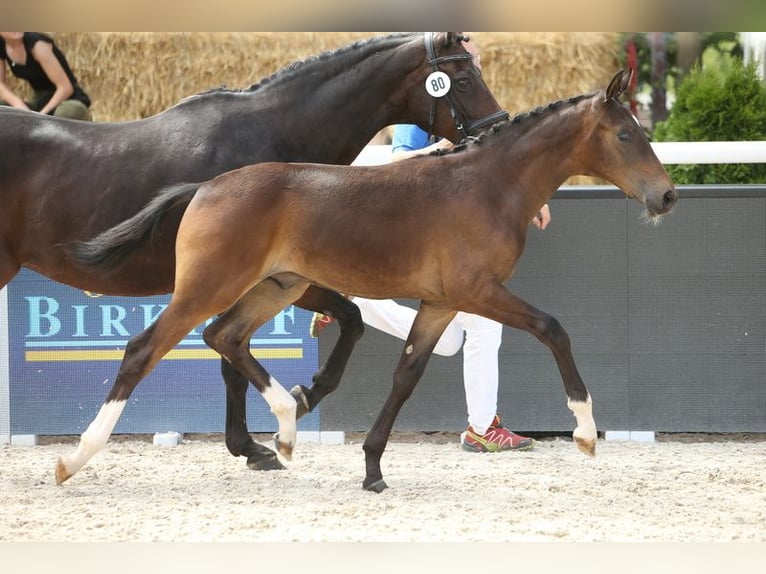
[{"xmin": 466, "ymin": 282, "xmax": 597, "ymax": 456}]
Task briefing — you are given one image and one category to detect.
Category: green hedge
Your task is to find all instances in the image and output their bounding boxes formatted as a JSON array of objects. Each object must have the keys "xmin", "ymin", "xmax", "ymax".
[{"xmin": 653, "ymin": 60, "xmax": 766, "ymax": 184}]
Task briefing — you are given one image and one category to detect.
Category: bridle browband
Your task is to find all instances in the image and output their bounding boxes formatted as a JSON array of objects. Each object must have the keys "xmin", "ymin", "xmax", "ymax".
[{"xmin": 424, "ymin": 32, "xmax": 509, "ymax": 141}]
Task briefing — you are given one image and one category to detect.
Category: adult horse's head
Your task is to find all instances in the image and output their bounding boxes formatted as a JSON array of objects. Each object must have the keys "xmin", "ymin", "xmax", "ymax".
[
  {"xmin": 404, "ymin": 32, "xmax": 508, "ymax": 142},
  {"xmin": 584, "ymin": 69, "xmax": 677, "ymax": 222}
]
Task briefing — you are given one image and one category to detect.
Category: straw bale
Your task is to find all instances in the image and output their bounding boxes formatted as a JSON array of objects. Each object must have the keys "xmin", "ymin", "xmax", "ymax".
[{"xmin": 477, "ymin": 32, "xmax": 620, "ymax": 114}]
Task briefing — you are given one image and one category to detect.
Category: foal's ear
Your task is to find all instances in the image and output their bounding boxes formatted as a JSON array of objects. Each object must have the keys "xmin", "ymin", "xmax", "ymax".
[{"xmin": 605, "ymin": 68, "xmax": 633, "ymax": 102}]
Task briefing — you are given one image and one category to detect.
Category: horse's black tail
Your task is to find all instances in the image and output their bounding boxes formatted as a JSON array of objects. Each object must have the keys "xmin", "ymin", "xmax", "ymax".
[{"xmin": 67, "ymin": 181, "xmax": 202, "ymax": 270}]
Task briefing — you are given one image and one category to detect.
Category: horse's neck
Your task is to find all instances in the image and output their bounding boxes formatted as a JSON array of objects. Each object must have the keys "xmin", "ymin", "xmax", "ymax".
[
  {"xmin": 465, "ymin": 100, "xmax": 594, "ymax": 223},
  {"xmin": 499, "ymin": 101, "xmax": 593, "ymax": 194},
  {"xmin": 252, "ymin": 37, "xmax": 418, "ymax": 164}
]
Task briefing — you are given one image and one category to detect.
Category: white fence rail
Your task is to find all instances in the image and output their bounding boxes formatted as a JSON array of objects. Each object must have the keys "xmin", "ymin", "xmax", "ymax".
[
  {"xmin": 652, "ymin": 141, "xmax": 766, "ymax": 164},
  {"xmin": 353, "ymin": 141, "xmax": 766, "ymax": 166}
]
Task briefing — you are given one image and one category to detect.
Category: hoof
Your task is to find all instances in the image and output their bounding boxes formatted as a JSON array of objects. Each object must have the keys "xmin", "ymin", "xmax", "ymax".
[
  {"xmin": 273, "ymin": 433, "xmax": 294, "ymax": 461},
  {"xmin": 574, "ymin": 436, "xmax": 597, "ymax": 457},
  {"xmin": 55, "ymin": 458, "xmax": 72, "ymax": 486},
  {"xmin": 363, "ymin": 479, "xmax": 388, "ymax": 493},
  {"xmin": 289, "ymin": 385, "xmax": 311, "ymax": 419},
  {"xmin": 247, "ymin": 454, "xmax": 286, "ymax": 471}
]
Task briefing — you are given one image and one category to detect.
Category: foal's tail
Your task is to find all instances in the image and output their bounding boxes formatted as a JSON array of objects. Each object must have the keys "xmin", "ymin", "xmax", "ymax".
[{"xmin": 68, "ymin": 181, "xmax": 201, "ymax": 270}]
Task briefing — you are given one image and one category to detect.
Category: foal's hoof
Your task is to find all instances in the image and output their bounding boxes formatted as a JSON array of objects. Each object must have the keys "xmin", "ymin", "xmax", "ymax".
[
  {"xmin": 54, "ymin": 458, "xmax": 72, "ymax": 486},
  {"xmin": 246, "ymin": 454, "xmax": 286, "ymax": 471},
  {"xmin": 574, "ymin": 436, "xmax": 597, "ymax": 457},
  {"xmin": 289, "ymin": 385, "xmax": 311, "ymax": 419},
  {"xmin": 273, "ymin": 433, "xmax": 294, "ymax": 461},
  {"xmin": 363, "ymin": 479, "xmax": 388, "ymax": 493}
]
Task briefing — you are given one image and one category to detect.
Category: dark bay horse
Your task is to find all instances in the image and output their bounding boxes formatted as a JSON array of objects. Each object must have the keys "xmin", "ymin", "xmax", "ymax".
[
  {"xmin": 0, "ymin": 32, "xmax": 507, "ymax": 470},
  {"xmin": 59, "ymin": 69, "xmax": 677, "ymax": 490}
]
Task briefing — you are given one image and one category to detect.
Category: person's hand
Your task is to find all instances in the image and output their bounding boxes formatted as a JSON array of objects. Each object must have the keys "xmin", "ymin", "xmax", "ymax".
[
  {"xmin": 391, "ymin": 138, "xmax": 455, "ymax": 162},
  {"xmin": 431, "ymin": 138, "xmax": 454, "ymax": 153},
  {"xmin": 0, "ymin": 88, "xmax": 30, "ymax": 110},
  {"xmin": 531, "ymin": 204, "xmax": 551, "ymax": 230}
]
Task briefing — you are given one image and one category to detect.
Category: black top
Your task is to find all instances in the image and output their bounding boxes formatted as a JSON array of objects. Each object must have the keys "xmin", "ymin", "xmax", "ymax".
[{"xmin": 0, "ymin": 32, "xmax": 90, "ymax": 107}]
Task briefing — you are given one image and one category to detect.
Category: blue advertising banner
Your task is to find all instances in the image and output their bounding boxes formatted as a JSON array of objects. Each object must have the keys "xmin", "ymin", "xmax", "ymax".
[{"xmin": 8, "ymin": 270, "xmax": 319, "ymax": 435}]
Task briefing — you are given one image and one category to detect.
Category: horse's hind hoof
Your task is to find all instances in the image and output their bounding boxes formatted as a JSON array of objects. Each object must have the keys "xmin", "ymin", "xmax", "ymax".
[
  {"xmin": 55, "ymin": 457, "xmax": 72, "ymax": 486},
  {"xmin": 574, "ymin": 436, "xmax": 597, "ymax": 457},
  {"xmin": 289, "ymin": 385, "xmax": 311, "ymax": 419},
  {"xmin": 363, "ymin": 479, "xmax": 388, "ymax": 493},
  {"xmin": 246, "ymin": 454, "xmax": 286, "ymax": 471},
  {"xmin": 273, "ymin": 433, "xmax": 294, "ymax": 461}
]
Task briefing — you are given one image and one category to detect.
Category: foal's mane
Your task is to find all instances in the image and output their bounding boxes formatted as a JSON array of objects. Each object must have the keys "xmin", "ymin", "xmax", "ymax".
[
  {"xmin": 177, "ymin": 33, "xmax": 418, "ymax": 105},
  {"xmin": 435, "ymin": 91, "xmax": 598, "ymax": 156}
]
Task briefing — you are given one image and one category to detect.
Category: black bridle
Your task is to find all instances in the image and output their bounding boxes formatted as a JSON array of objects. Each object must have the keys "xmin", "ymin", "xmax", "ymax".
[{"xmin": 424, "ymin": 32, "xmax": 509, "ymax": 142}]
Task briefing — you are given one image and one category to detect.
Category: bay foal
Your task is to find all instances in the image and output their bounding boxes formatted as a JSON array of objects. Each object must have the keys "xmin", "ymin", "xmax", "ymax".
[{"xmin": 61, "ymin": 70, "xmax": 676, "ymax": 490}]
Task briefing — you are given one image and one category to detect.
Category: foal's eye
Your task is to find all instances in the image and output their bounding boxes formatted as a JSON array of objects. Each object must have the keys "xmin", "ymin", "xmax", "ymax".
[{"xmin": 618, "ymin": 129, "xmax": 632, "ymax": 142}]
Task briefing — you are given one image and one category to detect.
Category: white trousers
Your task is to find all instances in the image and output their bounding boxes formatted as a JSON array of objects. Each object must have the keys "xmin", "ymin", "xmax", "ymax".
[{"xmin": 352, "ymin": 297, "xmax": 502, "ymax": 434}]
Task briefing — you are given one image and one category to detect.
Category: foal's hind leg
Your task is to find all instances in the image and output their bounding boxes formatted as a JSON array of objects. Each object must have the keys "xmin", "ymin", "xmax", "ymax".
[
  {"xmin": 221, "ymin": 359, "xmax": 285, "ymax": 470},
  {"xmin": 290, "ymin": 286, "xmax": 364, "ymax": 418},
  {"xmin": 203, "ymin": 279, "xmax": 310, "ymax": 463},
  {"xmin": 220, "ymin": 286, "xmax": 361, "ymax": 469}
]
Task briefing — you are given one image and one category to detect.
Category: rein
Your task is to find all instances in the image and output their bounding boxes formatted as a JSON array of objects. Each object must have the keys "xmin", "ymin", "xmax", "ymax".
[{"xmin": 423, "ymin": 32, "xmax": 509, "ymax": 141}]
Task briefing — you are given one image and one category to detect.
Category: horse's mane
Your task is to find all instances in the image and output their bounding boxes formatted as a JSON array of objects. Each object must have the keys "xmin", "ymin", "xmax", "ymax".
[
  {"xmin": 433, "ymin": 91, "xmax": 598, "ymax": 157},
  {"xmin": 176, "ymin": 33, "xmax": 417, "ymax": 105}
]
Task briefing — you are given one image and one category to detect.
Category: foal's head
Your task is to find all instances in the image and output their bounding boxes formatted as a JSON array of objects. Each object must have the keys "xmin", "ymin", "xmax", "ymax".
[{"xmin": 585, "ymin": 69, "xmax": 677, "ymax": 223}]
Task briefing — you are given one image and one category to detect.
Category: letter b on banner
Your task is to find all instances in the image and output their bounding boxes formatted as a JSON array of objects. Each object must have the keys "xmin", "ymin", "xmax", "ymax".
[{"xmin": 26, "ymin": 296, "xmax": 61, "ymax": 337}]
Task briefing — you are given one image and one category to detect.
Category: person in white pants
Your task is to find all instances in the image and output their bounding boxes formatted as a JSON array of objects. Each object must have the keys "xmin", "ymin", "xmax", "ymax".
[{"xmin": 311, "ymin": 36, "xmax": 550, "ymax": 452}]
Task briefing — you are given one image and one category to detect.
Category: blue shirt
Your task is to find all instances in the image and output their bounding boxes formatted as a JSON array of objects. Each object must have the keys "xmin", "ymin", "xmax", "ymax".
[{"xmin": 391, "ymin": 124, "xmax": 437, "ymax": 154}]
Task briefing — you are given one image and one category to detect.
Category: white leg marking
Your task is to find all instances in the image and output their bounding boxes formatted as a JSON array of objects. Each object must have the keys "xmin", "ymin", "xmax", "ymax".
[
  {"xmin": 263, "ymin": 377, "xmax": 297, "ymax": 457},
  {"xmin": 59, "ymin": 400, "xmax": 126, "ymax": 478},
  {"xmin": 568, "ymin": 393, "xmax": 597, "ymax": 443}
]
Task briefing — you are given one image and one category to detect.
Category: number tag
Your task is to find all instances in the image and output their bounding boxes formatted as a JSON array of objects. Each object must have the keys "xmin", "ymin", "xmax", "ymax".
[{"xmin": 425, "ymin": 71, "xmax": 451, "ymax": 98}]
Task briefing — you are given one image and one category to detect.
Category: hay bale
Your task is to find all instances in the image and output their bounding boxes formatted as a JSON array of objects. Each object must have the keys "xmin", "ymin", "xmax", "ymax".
[
  {"xmin": 477, "ymin": 32, "xmax": 620, "ymax": 185},
  {"xmin": 477, "ymin": 32, "xmax": 620, "ymax": 114},
  {"xmin": 68, "ymin": 32, "xmax": 382, "ymax": 121}
]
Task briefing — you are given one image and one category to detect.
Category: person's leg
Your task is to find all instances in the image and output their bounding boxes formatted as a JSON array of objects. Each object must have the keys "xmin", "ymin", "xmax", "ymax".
[
  {"xmin": 458, "ymin": 312, "xmax": 535, "ymax": 452},
  {"xmin": 352, "ymin": 297, "xmax": 464, "ymax": 356},
  {"xmin": 27, "ymin": 91, "xmax": 48, "ymax": 111},
  {"xmin": 53, "ymin": 99, "xmax": 92, "ymax": 121},
  {"xmin": 456, "ymin": 312, "xmax": 502, "ymax": 434}
]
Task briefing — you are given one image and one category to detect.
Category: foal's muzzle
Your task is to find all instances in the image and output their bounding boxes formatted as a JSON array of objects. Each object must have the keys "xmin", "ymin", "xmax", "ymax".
[
  {"xmin": 646, "ymin": 187, "xmax": 678, "ymax": 219},
  {"xmin": 663, "ymin": 188, "xmax": 678, "ymax": 211}
]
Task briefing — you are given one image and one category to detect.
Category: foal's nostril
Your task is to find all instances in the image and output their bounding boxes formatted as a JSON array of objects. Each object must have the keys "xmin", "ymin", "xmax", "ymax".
[{"xmin": 663, "ymin": 189, "xmax": 677, "ymax": 209}]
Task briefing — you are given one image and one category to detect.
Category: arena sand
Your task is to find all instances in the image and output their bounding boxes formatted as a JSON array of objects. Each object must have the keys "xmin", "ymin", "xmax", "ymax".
[{"xmin": 1, "ymin": 433, "xmax": 764, "ymax": 542}]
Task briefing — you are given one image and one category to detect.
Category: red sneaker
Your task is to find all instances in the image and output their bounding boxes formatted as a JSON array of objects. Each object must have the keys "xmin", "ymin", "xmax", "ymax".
[
  {"xmin": 309, "ymin": 312, "xmax": 335, "ymax": 338},
  {"xmin": 461, "ymin": 415, "xmax": 535, "ymax": 452}
]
